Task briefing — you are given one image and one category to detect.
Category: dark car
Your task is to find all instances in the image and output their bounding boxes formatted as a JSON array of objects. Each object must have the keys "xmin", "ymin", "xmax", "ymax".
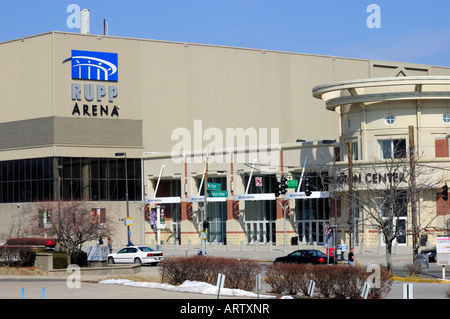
[
  {"xmin": 274, "ymin": 249, "xmax": 336, "ymax": 265},
  {"xmin": 420, "ymin": 247, "xmax": 437, "ymax": 262}
]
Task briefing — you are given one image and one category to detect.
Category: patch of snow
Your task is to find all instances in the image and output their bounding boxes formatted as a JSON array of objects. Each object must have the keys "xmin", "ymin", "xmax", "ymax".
[{"xmin": 99, "ymin": 279, "xmax": 280, "ymax": 298}]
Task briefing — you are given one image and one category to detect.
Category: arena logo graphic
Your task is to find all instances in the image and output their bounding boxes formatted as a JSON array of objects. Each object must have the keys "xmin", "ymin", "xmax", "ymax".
[{"xmin": 63, "ymin": 50, "xmax": 120, "ymax": 117}]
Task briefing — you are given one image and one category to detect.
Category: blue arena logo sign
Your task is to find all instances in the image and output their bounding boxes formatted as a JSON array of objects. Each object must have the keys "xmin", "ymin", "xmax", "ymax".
[
  {"xmin": 64, "ymin": 50, "xmax": 120, "ymax": 117},
  {"xmin": 64, "ymin": 50, "xmax": 118, "ymax": 81}
]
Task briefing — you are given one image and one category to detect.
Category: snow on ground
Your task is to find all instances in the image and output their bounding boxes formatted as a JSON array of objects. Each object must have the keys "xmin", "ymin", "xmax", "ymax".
[{"xmin": 99, "ymin": 279, "xmax": 288, "ymax": 299}]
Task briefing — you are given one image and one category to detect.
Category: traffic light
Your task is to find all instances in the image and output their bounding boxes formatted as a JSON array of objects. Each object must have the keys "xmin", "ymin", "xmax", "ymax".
[
  {"xmin": 442, "ymin": 183, "xmax": 448, "ymax": 201},
  {"xmin": 280, "ymin": 176, "xmax": 288, "ymax": 195},
  {"xmin": 274, "ymin": 180, "xmax": 281, "ymax": 197},
  {"xmin": 305, "ymin": 176, "xmax": 312, "ymax": 197}
]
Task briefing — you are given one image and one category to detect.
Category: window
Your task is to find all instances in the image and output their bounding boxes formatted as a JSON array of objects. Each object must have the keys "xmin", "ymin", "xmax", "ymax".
[
  {"xmin": 0, "ymin": 158, "xmax": 55, "ymax": 203},
  {"xmin": 91, "ymin": 208, "xmax": 106, "ymax": 226},
  {"xmin": 38, "ymin": 209, "xmax": 52, "ymax": 229},
  {"xmin": 443, "ymin": 113, "xmax": 450, "ymax": 124},
  {"xmin": 0, "ymin": 157, "xmax": 142, "ymax": 203},
  {"xmin": 379, "ymin": 139, "xmax": 406, "ymax": 159},
  {"xmin": 348, "ymin": 140, "xmax": 359, "ymax": 160},
  {"xmin": 380, "ymin": 191, "xmax": 408, "ymax": 218},
  {"xmin": 385, "ymin": 114, "xmax": 396, "ymax": 125}
]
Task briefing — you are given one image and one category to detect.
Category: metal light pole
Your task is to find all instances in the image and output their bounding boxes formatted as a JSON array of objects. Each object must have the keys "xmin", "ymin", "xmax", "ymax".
[
  {"xmin": 409, "ymin": 126, "xmax": 418, "ymax": 257},
  {"xmin": 347, "ymin": 142, "xmax": 353, "ymax": 250},
  {"xmin": 115, "ymin": 152, "xmax": 130, "ymax": 245}
]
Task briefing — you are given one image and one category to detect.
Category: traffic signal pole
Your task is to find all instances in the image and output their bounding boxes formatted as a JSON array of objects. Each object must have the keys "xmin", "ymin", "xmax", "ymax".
[
  {"xmin": 277, "ymin": 200, "xmax": 289, "ymax": 252},
  {"xmin": 296, "ymin": 156, "xmax": 309, "ymax": 192},
  {"xmin": 245, "ymin": 159, "xmax": 257, "ymax": 195}
]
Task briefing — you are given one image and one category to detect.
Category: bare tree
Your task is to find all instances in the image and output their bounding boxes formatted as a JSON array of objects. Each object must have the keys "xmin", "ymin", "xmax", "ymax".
[
  {"xmin": 329, "ymin": 147, "xmax": 446, "ymax": 271},
  {"xmin": 24, "ymin": 200, "xmax": 116, "ymax": 265},
  {"xmin": 0, "ymin": 207, "xmax": 30, "ymax": 243}
]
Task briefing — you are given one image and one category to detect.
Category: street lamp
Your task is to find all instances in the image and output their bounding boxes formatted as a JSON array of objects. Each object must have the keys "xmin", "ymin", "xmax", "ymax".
[{"xmin": 115, "ymin": 152, "xmax": 131, "ymax": 246}]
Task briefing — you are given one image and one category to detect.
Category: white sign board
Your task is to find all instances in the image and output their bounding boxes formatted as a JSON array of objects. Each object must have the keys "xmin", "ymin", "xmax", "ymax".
[
  {"xmin": 437, "ymin": 236, "xmax": 450, "ymax": 253},
  {"xmin": 147, "ymin": 197, "xmax": 181, "ymax": 204},
  {"xmin": 284, "ymin": 191, "xmax": 330, "ymax": 200},
  {"xmin": 188, "ymin": 196, "xmax": 227, "ymax": 203},
  {"xmin": 125, "ymin": 217, "xmax": 132, "ymax": 226},
  {"xmin": 437, "ymin": 236, "xmax": 450, "ymax": 265},
  {"xmin": 234, "ymin": 193, "xmax": 275, "ymax": 201}
]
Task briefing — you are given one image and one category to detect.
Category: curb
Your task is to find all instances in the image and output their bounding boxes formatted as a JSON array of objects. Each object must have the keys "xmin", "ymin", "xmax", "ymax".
[{"xmin": 391, "ymin": 275, "xmax": 450, "ymax": 284}]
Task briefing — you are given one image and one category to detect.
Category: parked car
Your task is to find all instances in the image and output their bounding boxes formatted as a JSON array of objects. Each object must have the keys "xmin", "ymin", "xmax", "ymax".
[
  {"xmin": 108, "ymin": 246, "xmax": 163, "ymax": 265},
  {"xmin": 420, "ymin": 247, "xmax": 437, "ymax": 262},
  {"xmin": 274, "ymin": 249, "xmax": 336, "ymax": 265}
]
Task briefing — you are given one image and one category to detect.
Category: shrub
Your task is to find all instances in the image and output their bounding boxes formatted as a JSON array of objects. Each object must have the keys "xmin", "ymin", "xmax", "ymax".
[
  {"xmin": 309, "ymin": 265, "xmax": 336, "ymax": 298},
  {"xmin": 265, "ymin": 263, "xmax": 393, "ymax": 299},
  {"xmin": 266, "ymin": 263, "xmax": 311, "ymax": 296},
  {"xmin": 160, "ymin": 256, "xmax": 261, "ymax": 291},
  {"xmin": 367, "ymin": 266, "xmax": 393, "ymax": 299},
  {"xmin": 53, "ymin": 252, "xmax": 68, "ymax": 269},
  {"xmin": 18, "ymin": 248, "xmax": 36, "ymax": 267},
  {"xmin": 52, "ymin": 250, "xmax": 88, "ymax": 269},
  {"xmin": 327, "ymin": 265, "xmax": 367, "ymax": 299},
  {"xmin": 404, "ymin": 263, "xmax": 422, "ymax": 276},
  {"xmin": 0, "ymin": 246, "xmax": 35, "ymax": 267},
  {"xmin": 6, "ymin": 238, "xmax": 57, "ymax": 246},
  {"xmin": 217, "ymin": 258, "xmax": 261, "ymax": 291},
  {"xmin": 72, "ymin": 250, "xmax": 88, "ymax": 267}
]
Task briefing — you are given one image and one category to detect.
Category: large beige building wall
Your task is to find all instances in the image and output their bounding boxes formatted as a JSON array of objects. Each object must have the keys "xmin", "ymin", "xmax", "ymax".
[
  {"xmin": 0, "ymin": 31, "xmax": 378, "ymax": 160},
  {"xmin": 3, "ymin": 32, "xmax": 450, "ymax": 247},
  {"xmin": 0, "ymin": 34, "xmax": 54, "ymax": 122},
  {"xmin": 3, "ymin": 32, "xmax": 450, "ymax": 161}
]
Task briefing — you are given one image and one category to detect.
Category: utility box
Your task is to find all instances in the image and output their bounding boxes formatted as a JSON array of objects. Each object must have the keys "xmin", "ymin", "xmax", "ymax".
[
  {"xmin": 291, "ymin": 236, "xmax": 298, "ymax": 245},
  {"xmin": 87, "ymin": 246, "xmax": 109, "ymax": 266}
]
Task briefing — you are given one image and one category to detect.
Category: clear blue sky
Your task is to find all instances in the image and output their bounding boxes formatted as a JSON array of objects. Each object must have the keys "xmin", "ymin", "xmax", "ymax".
[{"xmin": 1, "ymin": 0, "xmax": 449, "ymax": 67}]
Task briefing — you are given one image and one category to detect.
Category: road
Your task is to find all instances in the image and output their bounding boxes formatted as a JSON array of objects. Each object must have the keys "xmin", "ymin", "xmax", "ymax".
[
  {"xmin": 0, "ymin": 244, "xmax": 449, "ymax": 300},
  {"xmin": 0, "ymin": 263, "xmax": 448, "ymax": 300}
]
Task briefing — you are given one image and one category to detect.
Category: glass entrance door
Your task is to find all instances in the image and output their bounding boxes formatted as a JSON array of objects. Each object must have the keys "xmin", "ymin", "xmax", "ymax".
[
  {"xmin": 381, "ymin": 217, "xmax": 408, "ymax": 246},
  {"xmin": 246, "ymin": 221, "xmax": 275, "ymax": 244},
  {"xmin": 297, "ymin": 220, "xmax": 327, "ymax": 245},
  {"xmin": 395, "ymin": 217, "xmax": 407, "ymax": 245},
  {"xmin": 172, "ymin": 222, "xmax": 181, "ymax": 245}
]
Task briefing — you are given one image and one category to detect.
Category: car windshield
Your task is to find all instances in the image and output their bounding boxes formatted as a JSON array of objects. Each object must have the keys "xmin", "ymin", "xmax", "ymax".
[{"xmin": 138, "ymin": 247, "xmax": 155, "ymax": 252}]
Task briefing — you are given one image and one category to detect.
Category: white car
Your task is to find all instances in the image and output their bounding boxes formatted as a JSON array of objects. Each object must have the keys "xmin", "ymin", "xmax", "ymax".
[{"xmin": 107, "ymin": 246, "xmax": 164, "ymax": 265}]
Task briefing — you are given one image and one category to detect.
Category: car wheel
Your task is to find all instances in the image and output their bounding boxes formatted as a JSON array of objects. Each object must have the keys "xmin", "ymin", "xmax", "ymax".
[
  {"xmin": 134, "ymin": 258, "xmax": 142, "ymax": 265},
  {"xmin": 108, "ymin": 257, "xmax": 115, "ymax": 265}
]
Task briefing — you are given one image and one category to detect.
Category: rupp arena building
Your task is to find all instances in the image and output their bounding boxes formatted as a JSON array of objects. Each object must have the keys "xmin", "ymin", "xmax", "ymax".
[{"xmin": 1, "ymin": 29, "xmax": 450, "ymax": 250}]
